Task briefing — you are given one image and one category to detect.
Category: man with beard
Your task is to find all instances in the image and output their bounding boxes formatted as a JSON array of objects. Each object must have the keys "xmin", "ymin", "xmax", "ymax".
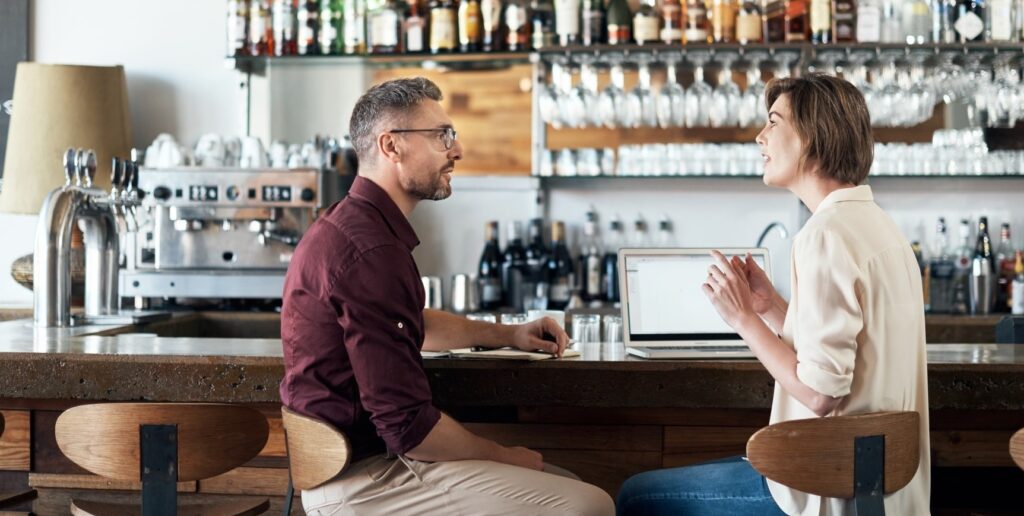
[{"xmin": 280, "ymin": 77, "xmax": 614, "ymax": 515}]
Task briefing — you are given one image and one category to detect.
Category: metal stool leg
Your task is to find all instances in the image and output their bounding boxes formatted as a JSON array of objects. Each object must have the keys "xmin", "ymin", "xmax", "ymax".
[
  {"xmin": 853, "ymin": 434, "xmax": 885, "ymax": 516},
  {"xmin": 283, "ymin": 476, "xmax": 294, "ymax": 516}
]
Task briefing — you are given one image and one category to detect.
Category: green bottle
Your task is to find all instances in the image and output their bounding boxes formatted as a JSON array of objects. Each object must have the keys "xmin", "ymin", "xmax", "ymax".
[{"xmin": 320, "ymin": 0, "xmax": 345, "ymax": 54}]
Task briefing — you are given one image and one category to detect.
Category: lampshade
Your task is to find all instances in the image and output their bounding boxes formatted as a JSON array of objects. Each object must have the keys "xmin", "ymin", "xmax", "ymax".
[{"xmin": 0, "ymin": 63, "xmax": 131, "ymax": 214}]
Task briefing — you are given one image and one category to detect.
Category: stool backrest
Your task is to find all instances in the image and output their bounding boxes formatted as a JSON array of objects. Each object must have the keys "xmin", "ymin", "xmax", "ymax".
[
  {"xmin": 746, "ymin": 411, "xmax": 920, "ymax": 499},
  {"xmin": 1011, "ymin": 428, "xmax": 1024, "ymax": 471},
  {"xmin": 55, "ymin": 403, "xmax": 269, "ymax": 482},
  {"xmin": 281, "ymin": 406, "xmax": 352, "ymax": 490}
]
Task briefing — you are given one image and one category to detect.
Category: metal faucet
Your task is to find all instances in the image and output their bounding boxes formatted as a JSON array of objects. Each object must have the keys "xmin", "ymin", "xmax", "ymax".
[
  {"xmin": 756, "ymin": 221, "xmax": 790, "ymax": 248},
  {"xmin": 34, "ymin": 148, "xmax": 138, "ymax": 327}
]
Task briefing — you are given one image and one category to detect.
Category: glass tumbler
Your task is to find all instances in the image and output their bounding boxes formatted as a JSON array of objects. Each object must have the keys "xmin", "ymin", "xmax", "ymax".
[{"xmin": 571, "ymin": 314, "xmax": 601, "ymax": 344}]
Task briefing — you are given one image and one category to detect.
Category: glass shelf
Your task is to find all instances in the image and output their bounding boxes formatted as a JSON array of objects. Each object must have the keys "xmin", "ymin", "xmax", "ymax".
[
  {"xmin": 229, "ymin": 51, "xmax": 532, "ymax": 74},
  {"xmin": 535, "ymin": 42, "xmax": 1024, "ymax": 59}
]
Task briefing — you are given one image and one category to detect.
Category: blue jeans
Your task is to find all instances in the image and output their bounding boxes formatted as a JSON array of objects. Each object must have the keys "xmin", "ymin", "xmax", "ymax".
[{"xmin": 616, "ymin": 456, "xmax": 786, "ymax": 516}]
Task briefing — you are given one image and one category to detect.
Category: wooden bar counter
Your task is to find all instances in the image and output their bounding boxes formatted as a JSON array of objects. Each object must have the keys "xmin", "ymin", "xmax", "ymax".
[{"xmin": 0, "ymin": 313, "xmax": 1020, "ymax": 513}]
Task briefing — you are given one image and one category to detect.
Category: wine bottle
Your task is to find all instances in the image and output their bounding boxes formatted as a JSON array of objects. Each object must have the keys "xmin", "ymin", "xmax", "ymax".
[{"xmin": 478, "ymin": 221, "xmax": 504, "ymax": 310}]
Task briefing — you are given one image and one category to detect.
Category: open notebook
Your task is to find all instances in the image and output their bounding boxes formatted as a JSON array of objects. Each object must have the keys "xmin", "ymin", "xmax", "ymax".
[{"xmin": 422, "ymin": 348, "xmax": 581, "ymax": 360}]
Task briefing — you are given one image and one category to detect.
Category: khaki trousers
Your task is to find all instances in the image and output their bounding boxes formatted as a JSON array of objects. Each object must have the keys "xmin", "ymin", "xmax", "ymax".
[{"xmin": 301, "ymin": 455, "xmax": 615, "ymax": 515}]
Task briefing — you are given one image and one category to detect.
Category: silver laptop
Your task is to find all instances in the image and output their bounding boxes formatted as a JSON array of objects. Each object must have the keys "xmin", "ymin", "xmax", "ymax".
[{"xmin": 618, "ymin": 248, "xmax": 771, "ymax": 359}]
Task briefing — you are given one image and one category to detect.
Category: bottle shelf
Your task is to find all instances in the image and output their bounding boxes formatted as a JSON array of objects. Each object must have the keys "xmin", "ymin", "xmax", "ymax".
[
  {"xmin": 534, "ymin": 173, "xmax": 1024, "ymax": 183},
  {"xmin": 229, "ymin": 51, "xmax": 532, "ymax": 74}
]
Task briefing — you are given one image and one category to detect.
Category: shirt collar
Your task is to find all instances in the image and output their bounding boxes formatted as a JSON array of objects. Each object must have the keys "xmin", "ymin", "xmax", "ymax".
[
  {"xmin": 816, "ymin": 185, "xmax": 873, "ymax": 213},
  {"xmin": 348, "ymin": 176, "xmax": 420, "ymax": 251}
]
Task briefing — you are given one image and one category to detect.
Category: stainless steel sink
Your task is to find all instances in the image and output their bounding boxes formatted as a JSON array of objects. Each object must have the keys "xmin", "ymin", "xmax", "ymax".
[{"xmin": 94, "ymin": 312, "xmax": 281, "ymax": 339}]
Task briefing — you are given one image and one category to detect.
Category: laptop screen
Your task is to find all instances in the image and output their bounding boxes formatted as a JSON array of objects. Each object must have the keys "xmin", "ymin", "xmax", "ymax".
[{"xmin": 622, "ymin": 250, "xmax": 769, "ymax": 342}]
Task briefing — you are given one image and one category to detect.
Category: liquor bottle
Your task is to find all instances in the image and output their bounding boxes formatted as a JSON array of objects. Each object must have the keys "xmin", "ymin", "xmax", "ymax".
[
  {"xmin": 634, "ymin": 0, "xmax": 662, "ymax": 43},
  {"xmin": 602, "ymin": 218, "xmax": 624, "ymax": 304},
  {"xmin": 952, "ymin": 218, "xmax": 972, "ymax": 314},
  {"xmin": 404, "ymin": 0, "xmax": 428, "ymax": 52},
  {"xmin": 929, "ymin": 217, "xmax": 956, "ymax": 314},
  {"xmin": 712, "ymin": 0, "xmax": 739, "ymax": 41},
  {"xmin": 903, "ymin": 0, "xmax": 931, "ymax": 42},
  {"xmin": 320, "ymin": 0, "xmax": 345, "ymax": 54},
  {"xmin": 546, "ymin": 221, "xmax": 574, "ymax": 310},
  {"xmin": 481, "ymin": 0, "xmax": 505, "ymax": 50},
  {"xmin": 953, "ymin": 0, "xmax": 985, "ymax": 41},
  {"xmin": 556, "ymin": 0, "xmax": 583, "ymax": 45},
  {"xmin": 250, "ymin": 0, "xmax": 275, "ymax": 55},
  {"xmin": 227, "ymin": 0, "xmax": 250, "ymax": 56},
  {"xmin": 987, "ymin": 0, "xmax": 1015, "ymax": 40},
  {"xmin": 502, "ymin": 221, "xmax": 529, "ymax": 311},
  {"xmin": 297, "ymin": 0, "xmax": 320, "ymax": 55},
  {"xmin": 880, "ymin": 0, "xmax": 903, "ymax": 41},
  {"xmin": 577, "ymin": 212, "xmax": 604, "ymax": 304},
  {"xmin": 370, "ymin": 0, "xmax": 403, "ymax": 53},
  {"xmin": 685, "ymin": 0, "xmax": 711, "ymax": 41},
  {"xmin": 785, "ymin": 0, "xmax": 811, "ymax": 40},
  {"xmin": 995, "ymin": 223, "xmax": 1014, "ymax": 311},
  {"xmin": 832, "ymin": 0, "xmax": 857, "ymax": 40},
  {"xmin": 524, "ymin": 218, "xmax": 550, "ymax": 310},
  {"xmin": 531, "ymin": 0, "xmax": 558, "ymax": 48},
  {"xmin": 1012, "ymin": 251, "xmax": 1024, "ymax": 315},
  {"xmin": 857, "ymin": 0, "xmax": 882, "ymax": 39},
  {"xmin": 608, "ymin": 0, "xmax": 635, "ymax": 43},
  {"xmin": 430, "ymin": 0, "xmax": 458, "ymax": 53},
  {"xmin": 762, "ymin": 0, "xmax": 787, "ymax": 40},
  {"xmin": 478, "ymin": 221, "xmax": 504, "ymax": 311},
  {"xmin": 661, "ymin": 0, "xmax": 685, "ymax": 42},
  {"xmin": 656, "ymin": 217, "xmax": 677, "ymax": 247},
  {"xmin": 811, "ymin": 0, "xmax": 832, "ymax": 41},
  {"xmin": 505, "ymin": 0, "xmax": 532, "ymax": 50},
  {"xmin": 971, "ymin": 216, "xmax": 996, "ymax": 314},
  {"xmin": 460, "ymin": 0, "xmax": 485, "ymax": 51},
  {"xmin": 583, "ymin": 0, "xmax": 607, "ymax": 44},
  {"xmin": 344, "ymin": 0, "xmax": 368, "ymax": 53},
  {"xmin": 736, "ymin": 0, "xmax": 764, "ymax": 43}
]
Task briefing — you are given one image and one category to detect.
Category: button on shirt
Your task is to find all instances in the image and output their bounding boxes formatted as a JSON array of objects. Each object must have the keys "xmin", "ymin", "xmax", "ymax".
[
  {"xmin": 280, "ymin": 176, "xmax": 440, "ymax": 461},
  {"xmin": 768, "ymin": 185, "xmax": 931, "ymax": 515}
]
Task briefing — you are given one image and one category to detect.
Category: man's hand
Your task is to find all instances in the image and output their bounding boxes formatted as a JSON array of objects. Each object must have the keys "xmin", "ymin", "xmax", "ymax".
[
  {"xmin": 496, "ymin": 445, "xmax": 544, "ymax": 471},
  {"xmin": 510, "ymin": 316, "xmax": 569, "ymax": 357}
]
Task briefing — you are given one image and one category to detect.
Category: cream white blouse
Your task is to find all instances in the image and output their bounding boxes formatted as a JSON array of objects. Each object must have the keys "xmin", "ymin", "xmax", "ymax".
[{"xmin": 767, "ymin": 185, "xmax": 931, "ymax": 516}]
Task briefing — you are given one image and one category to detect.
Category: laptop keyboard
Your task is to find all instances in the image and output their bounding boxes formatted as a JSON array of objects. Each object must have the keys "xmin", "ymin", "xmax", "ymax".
[{"xmin": 653, "ymin": 346, "xmax": 749, "ymax": 352}]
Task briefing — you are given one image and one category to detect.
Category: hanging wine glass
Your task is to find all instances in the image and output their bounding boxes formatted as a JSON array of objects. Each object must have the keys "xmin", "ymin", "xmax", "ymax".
[
  {"xmin": 599, "ymin": 53, "xmax": 629, "ymax": 128},
  {"xmin": 710, "ymin": 53, "xmax": 742, "ymax": 128},
  {"xmin": 738, "ymin": 51, "xmax": 768, "ymax": 129},
  {"xmin": 539, "ymin": 59, "xmax": 563, "ymax": 127},
  {"xmin": 627, "ymin": 53, "xmax": 658, "ymax": 128},
  {"xmin": 657, "ymin": 52, "xmax": 687, "ymax": 129},
  {"xmin": 906, "ymin": 50, "xmax": 937, "ymax": 126},
  {"xmin": 554, "ymin": 57, "xmax": 585, "ymax": 129},
  {"xmin": 572, "ymin": 54, "xmax": 602, "ymax": 128},
  {"xmin": 685, "ymin": 51, "xmax": 713, "ymax": 128}
]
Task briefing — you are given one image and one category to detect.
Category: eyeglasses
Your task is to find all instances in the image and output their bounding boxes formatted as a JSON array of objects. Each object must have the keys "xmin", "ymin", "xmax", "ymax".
[{"xmin": 389, "ymin": 127, "xmax": 458, "ymax": 151}]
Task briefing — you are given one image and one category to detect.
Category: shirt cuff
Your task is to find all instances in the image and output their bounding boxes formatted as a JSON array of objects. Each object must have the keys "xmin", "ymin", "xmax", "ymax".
[
  {"xmin": 796, "ymin": 360, "xmax": 853, "ymax": 398},
  {"xmin": 384, "ymin": 404, "xmax": 442, "ymax": 456}
]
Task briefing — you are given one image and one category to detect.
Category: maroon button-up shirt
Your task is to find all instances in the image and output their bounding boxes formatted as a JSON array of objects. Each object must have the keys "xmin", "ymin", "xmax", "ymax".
[{"xmin": 280, "ymin": 176, "xmax": 440, "ymax": 461}]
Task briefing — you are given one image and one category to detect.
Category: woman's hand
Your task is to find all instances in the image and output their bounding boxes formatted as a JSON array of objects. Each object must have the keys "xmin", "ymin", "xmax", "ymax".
[
  {"xmin": 740, "ymin": 253, "xmax": 778, "ymax": 316},
  {"xmin": 702, "ymin": 250, "xmax": 759, "ymax": 331}
]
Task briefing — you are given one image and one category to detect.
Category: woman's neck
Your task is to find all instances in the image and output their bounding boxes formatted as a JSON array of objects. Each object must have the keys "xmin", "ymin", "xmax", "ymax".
[{"xmin": 790, "ymin": 171, "xmax": 856, "ymax": 213}]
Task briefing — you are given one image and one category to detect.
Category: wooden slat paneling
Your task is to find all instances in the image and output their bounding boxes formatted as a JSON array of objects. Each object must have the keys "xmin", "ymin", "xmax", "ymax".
[
  {"xmin": 199, "ymin": 467, "xmax": 291, "ymax": 496},
  {"xmin": 663, "ymin": 426, "xmax": 760, "ymax": 468},
  {"xmin": 931, "ymin": 430, "xmax": 1016, "ymax": 467},
  {"xmin": 519, "ymin": 407, "xmax": 771, "ymax": 427},
  {"xmin": 0, "ymin": 411, "xmax": 29, "ymax": 471},
  {"xmin": 28, "ymin": 473, "xmax": 195, "ymax": 492},
  {"xmin": 466, "ymin": 423, "xmax": 662, "ymax": 451}
]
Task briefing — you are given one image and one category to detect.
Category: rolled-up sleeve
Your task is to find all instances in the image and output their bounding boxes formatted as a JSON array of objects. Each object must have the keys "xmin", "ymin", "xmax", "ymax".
[
  {"xmin": 792, "ymin": 228, "xmax": 864, "ymax": 398},
  {"xmin": 331, "ymin": 245, "xmax": 440, "ymax": 455}
]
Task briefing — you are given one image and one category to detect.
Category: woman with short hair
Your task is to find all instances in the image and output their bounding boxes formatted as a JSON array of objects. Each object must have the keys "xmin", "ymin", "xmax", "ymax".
[{"xmin": 616, "ymin": 74, "xmax": 930, "ymax": 515}]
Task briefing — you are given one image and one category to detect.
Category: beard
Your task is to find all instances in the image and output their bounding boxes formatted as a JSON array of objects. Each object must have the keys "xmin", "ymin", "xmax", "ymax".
[{"xmin": 404, "ymin": 161, "xmax": 454, "ymax": 201}]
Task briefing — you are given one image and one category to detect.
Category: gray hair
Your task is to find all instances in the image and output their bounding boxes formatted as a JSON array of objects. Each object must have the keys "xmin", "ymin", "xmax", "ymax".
[{"xmin": 349, "ymin": 77, "xmax": 443, "ymax": 165}]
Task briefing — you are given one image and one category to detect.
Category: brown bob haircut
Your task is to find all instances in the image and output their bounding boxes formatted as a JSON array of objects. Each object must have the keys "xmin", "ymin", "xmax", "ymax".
[{"xmin": 764, "ymin": 74, "xmax": 874, "ymax": 185}]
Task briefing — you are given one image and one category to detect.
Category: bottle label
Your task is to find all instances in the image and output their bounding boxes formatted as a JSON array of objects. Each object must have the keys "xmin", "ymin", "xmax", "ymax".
[
  {"xmin": 1012, "ymin": 280, "xmax": 1024, "ymax": 314},
  {"xmin": 482, "ymin": 0, "xmax": 503, "ymax": 32},
  {"xmin": 344, "ymin": 2, "xmax": 367, "ymax": 47},
  {"xmin": 586, "ymin": 256, "xmax": 602, "ymax": 296},
  {"xmin": 406, "ymin": 22, "xmax": 425, "ymax": 51},
  {"xmin": 431, "ymin": 9, "xmax": 457, "ymax": 50},
  {"xmin": 810, "ymin": 0, "xmax": 831, "ymax": 31},
  {"xmin": 481, "ymin": 278, "xmax": 502, "ymax": 303},
  {"xmin": 684, "ymin": 4, "xmax": 708, "ymax": 41},
  {"xmin": 736, "ymin": 11, "xmax": 763, "ymax": 41},
  {"xmin": 634, "ymin": 14, "xmax": 661, "ymax": 42},
  {"xmin": 556, "ymin": 0, "xmax": 582, "ymax": 36},
  {"xmin": 954, "ymin": 10, "xmax": 984, "ymax": 40},
  {"xmin": 460, "ymin": 2, "xmax": 482, "ymax": 44},
  {"xmin": 506, "ymin": 5, "xmax": 528, "ymax": 35},
  {"xmin": 550, "ymin": 281, "xmax": 571, "ymax": 303},
  {"xmin": 990, "ymin": 0, "xmax": 1013, "ymax": 39},
  {"xmin": 608, "ymin": 24, "xmax": 632, "ymax": 44},
  {"xmin": 372, "ymin": 10, "xmax": 400, "ymax": 47},
  {"xmin": 856, "ymin": 5, "xmax": 881, "ymax": 41}
]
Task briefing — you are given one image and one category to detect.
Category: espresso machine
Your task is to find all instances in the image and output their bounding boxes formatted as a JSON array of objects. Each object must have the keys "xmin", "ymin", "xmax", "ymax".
[{"xmin": 121, "ymin": 167, "xmax": 324, "ymax": 303}]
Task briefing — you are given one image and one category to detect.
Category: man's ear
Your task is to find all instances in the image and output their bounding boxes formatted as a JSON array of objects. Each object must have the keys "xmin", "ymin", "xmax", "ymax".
[{"xmin": 377, "ymin": 132, "xmax": 402, "ymax": 164}]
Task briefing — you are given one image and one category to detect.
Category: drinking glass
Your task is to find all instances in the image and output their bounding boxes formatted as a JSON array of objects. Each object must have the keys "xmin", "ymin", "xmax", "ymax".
[
  {"xmin": 710, "ymin": 53, "xmax": 741, "ymax": 128},
  {"xmin": 627, "ymin": 53, "xmax": 658, "ymax": 128},
  {"xmin": 685, "ymin": 51, "xmax": 713, "ymax": 128},
  {"xmin": 737, "ymin": 51, "xmax": 768, "ymax": 129},
  {"xmin": 538, "ymin": 61, "xmax": 562, "ymax": 127},
  {"xmin": 573, "ymin": 55, "xmax": 602, "ymax": 128},
  {"xmin": 906, "ymin": 50, "xmax": 938, "ymax": 126},
  {"xmin": 602, "ymin": 315, "xmax": 623, "ymax": 344},
  {"xmin": 599, "ymin": 53, "xmax": 629, "ymax": 128},
  {"xmin": 501, "ymin": 313, "xmax": 529, "ymax": 325},
  {"xmin": 657, "ymin": 52, "xmax": 687, "ymax": 129},
  {"xmin": 553, "ymin": 57, "xmax": 584, "ymax": 129},
  {"xmin": 571, "ymin": 314, "xmax": 601, "ymax": 345}
]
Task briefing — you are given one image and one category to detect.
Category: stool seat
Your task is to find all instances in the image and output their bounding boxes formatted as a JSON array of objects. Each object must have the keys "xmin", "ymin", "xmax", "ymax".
[
  {"xmin": 71, "ymin": 498, "xmax": 270, "ymax": 516},
  {"xmin": 1010, "ymin": 427, "xmax": 1024, "ymax": 471}
]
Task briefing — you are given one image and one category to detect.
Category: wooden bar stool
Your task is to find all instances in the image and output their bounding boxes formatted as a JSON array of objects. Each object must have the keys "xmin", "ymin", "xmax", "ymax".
[
  {"xmin": 55, "ymin": 403, "xmax": 271, "ymax": 516},
  {"xmin": 1010, "ymin": 427, "xmax": 1024, "ymax": 471},
  {"xmin": 746, "ymin": 411, "xmax": 920, "ymax": 516},
  {"xmin": 0, "ymin": 411, "xmax": 38, "ymax": 513},
  {"xmin": 280, "ymin": 406, "xmax": 352, "ymax": 516}
]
